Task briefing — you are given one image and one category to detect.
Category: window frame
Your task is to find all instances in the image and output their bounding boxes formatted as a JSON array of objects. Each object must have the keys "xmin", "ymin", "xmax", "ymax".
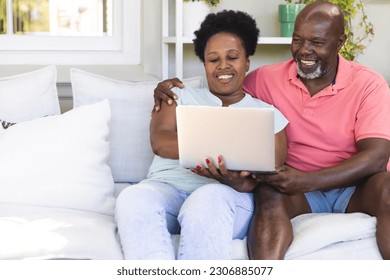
[{"xmin": 0, "ymin": 0, "xmax": 141, "ymax": 65}]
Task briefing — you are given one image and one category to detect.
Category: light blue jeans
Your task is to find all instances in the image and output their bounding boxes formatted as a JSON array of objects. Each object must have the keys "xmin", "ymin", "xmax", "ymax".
[{"xmin": 115, "ymin": 181, "xmax": 254, "ymax": 259}]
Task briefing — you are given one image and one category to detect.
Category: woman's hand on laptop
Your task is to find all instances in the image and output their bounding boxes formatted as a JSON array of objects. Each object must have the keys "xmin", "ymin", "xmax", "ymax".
[
  {"xmin": 153, "ymin": 78, "xmax": 184, "ymax": 112},
  {"xmin": 191, "ymin": 156, "xmax": 257, "ymax": 192}
]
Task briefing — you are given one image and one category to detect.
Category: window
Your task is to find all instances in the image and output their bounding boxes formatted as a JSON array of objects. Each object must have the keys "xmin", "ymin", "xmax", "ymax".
[
  {"xmin": 0, "ymin": 0, "xmax": 140, "ymax": 65},
  {"xmin": 2, "ymin": 0, "xmax": 112, "ymax": 36}
]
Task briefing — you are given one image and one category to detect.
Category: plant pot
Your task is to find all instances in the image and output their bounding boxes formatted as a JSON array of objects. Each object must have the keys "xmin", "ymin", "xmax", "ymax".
[
  {"xmin": 278, "ymin": 4, "xmax": 306, "ymax": 37},
  {"xmin": 183, "ymin": 1, "xmax": 210, "ymax": 37}
]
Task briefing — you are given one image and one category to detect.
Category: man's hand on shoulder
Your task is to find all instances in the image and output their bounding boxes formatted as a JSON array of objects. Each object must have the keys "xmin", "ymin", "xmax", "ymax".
[{"xmin": 153, "ymin": 78, "xmax": 184, "ymax": 112}]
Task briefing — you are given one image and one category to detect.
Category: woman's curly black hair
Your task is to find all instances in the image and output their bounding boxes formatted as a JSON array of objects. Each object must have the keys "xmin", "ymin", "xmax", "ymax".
[{"xmin": 193, "ymin": 10, "xmax": 260, "ymax": 62}]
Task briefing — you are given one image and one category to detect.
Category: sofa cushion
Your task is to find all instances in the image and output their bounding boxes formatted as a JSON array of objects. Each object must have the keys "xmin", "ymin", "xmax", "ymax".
[
  {"xmin": 71, "ymin": 68, "xmax": 204, "ymax": 183},
  {"xmin": 0, "ymin": 65, "xmax": 60, "ymax": 123},
  {"xmin": 285, "ymin": 212, "xmax": 378, "ymax": 259},
  {"xmin": 228, "ymin": 212, "xmax": 379, "ymax": 260},
  {"xmin": 0, "ymin": 204, "xmax": 123, "ymax": 260},
  {"xmin": 0, "ymin": 100, "xmax": 116, "ymax": 216}
]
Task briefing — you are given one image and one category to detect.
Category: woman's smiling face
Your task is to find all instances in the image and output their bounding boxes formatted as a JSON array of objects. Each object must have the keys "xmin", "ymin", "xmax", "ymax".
[{"xmin": 204, "ymin": 32, "xmax": 250, "ymax": 105}]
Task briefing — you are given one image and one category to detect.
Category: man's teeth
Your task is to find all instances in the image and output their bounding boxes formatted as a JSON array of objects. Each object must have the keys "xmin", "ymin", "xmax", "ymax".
[
  {"xmin": 218, "ymin": 75, "xmax": 233, "ymax": 80},
  {"xmin": 301, "ymin": 60, "xmax": 315, "ymax": 66}
]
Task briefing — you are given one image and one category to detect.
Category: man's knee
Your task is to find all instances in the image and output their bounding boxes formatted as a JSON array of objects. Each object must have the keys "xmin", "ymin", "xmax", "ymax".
[
  {"xmin": 364, "ymin": 172, "xmax": 390, "ymax": 212},
  {"xmin": 374, "ymin": 172, "xmax": 390, "ymax": 208},
  {"xmin": 254, "ymin": 183, "xmax": 310, "ymax": 218},
  {"xmin": 254, "ymin": 184, "xmax": 283, "ymax": 205}
]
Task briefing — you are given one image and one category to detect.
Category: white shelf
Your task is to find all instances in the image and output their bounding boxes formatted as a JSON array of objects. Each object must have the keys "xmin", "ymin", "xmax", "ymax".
[
  {"xmin": 258, "ymin": 37, "xmax": 292, "ymax": 44},
  {"xmin": 161, "ymin": 0, "xmax": 291, "ymax": 79},
  {"xmin": 163, "ymin": 36, "xmax": 292, "ymax": 45}
]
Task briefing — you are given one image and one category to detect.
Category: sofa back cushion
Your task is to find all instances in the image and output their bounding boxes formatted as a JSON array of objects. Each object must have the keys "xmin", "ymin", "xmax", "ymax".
[
  {"xmin": 0, "ymin": 100, "xmax": 116, "ymax": 216},
  {"xmin": 71, "ymin": 68, "xmax": 203, "ymax": 183},
  {"xmin": 0, "ymin": 65, "xmax": 60, "ymax": 123}
]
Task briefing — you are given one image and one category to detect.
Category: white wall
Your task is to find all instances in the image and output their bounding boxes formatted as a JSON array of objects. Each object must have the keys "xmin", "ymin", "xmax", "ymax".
[
  {"xmin": 1, "ymin": 0, "xmax": 389, "ymax": 112},
  {"xmin": 180, "ymin": 0, "xmax": 291, "ymax": 81},
  {"xmin": 143, "ymin": 0, "xmax": 390, "ymax": 83},
  {"xmin": 357, "ymin": 1, "xmax": 390, "ymax": 83}
]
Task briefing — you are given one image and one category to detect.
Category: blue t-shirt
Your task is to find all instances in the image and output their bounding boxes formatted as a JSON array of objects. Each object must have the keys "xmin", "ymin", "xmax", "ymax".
[{"xmin": 144, "ymin": 86, "xmax": 288, "ymax": 193}]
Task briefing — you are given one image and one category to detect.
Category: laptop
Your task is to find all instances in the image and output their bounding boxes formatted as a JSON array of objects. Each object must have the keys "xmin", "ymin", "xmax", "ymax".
[{"xmin": 176, "ymin": 105, "xmax": 275, "ymax": 172}]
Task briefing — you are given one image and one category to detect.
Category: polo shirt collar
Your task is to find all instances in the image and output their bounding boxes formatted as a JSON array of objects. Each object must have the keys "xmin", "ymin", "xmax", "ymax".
[
  {"xmin": 288, "ymin": 54, "xmax": 352, "ymax": 95},
  {"xmin": 333, "ymin": 54, "xmax": 353, "ymax": 91}
]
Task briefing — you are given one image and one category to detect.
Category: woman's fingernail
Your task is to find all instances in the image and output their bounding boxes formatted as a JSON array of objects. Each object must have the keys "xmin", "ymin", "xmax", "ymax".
[
  {"xmin": 218, "ymin": 156, "xmax": 222, "ymax": 164},
  {"xmin": 205, "ymin": 158, "xmax": 210, "ymax": 164},
  {"xmin": 196, "ymin": 165, "xmax": 202, "ymax": 170}
]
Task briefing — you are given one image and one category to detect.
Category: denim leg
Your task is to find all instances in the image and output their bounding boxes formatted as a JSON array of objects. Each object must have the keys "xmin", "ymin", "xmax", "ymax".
[
  {"xmin": 115, "ymin": 181, "xmax": 187, "ymax": 259},
  {"xmin": 177, "ymin": 183, "xmax": 254, "ymax": 260}
]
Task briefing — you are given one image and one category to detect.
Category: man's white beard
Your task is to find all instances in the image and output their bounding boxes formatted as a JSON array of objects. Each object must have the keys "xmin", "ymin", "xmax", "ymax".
[{"xmin": 296, "ymin": 62, "xmax": 323, "ymax": 80}]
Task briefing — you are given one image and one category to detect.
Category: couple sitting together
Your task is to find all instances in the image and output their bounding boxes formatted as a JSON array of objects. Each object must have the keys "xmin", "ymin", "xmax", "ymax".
[{"xmin": 115, "ymin": 1, "xmax": 390, "ymax": 260}]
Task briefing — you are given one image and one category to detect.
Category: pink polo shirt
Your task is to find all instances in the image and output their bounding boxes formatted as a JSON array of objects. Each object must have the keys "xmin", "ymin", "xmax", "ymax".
[{"xmin": 243, "ymin": 55, "xmax": 390, "ymax": 172}]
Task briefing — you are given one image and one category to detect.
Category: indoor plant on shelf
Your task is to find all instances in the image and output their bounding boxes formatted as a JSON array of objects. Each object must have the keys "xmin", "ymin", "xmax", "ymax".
[
  {"xmin": 281, "ymin": 0, "xmax": 374, "ymax": 61},
  {"xmin": 278, "ymin": 1, "xmax": 306, "ymax": 37},
  {"xmin": 182, "ymin": 0, "xmax": 221, "ymax": 37}
]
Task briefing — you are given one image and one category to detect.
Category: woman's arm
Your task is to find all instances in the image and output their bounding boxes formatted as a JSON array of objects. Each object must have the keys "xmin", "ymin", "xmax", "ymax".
[{"xmin": 150, "ymin": 101, "xmax": 179, "ymax": 159}]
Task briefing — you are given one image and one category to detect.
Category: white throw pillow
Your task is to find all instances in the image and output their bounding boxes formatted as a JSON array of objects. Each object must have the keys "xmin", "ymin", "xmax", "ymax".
[
  {"xmin": 0, "ymin": 65, "xmax": 60, "ymax": 123},
  {"xmin": 228, "ymin": 213, "xmax": 378, "ymax": 260},
  {"xmin": 285, "ymin": 212, "xmax": 377, "ymax": 259},
  {"xmin": 0, "ymin": 100, "xmax": 116, "ymax": 216},
  {"xmin": 71, "ymin": 68, "xmax": 204, "ymax": 183}
]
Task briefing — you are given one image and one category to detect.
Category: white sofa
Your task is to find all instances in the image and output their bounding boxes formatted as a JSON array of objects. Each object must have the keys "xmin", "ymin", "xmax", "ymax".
[{"xmin": 0, "ymin": 66, "xmax": 383, "ymax": 260}]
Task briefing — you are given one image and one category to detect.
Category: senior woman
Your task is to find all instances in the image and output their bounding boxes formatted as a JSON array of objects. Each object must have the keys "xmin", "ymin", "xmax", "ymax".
[{"xmin": 115, "ymin": 10, "xmax": 288, "ymax": 259}]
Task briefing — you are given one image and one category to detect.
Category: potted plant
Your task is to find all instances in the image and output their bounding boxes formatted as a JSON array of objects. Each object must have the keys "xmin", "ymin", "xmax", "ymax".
[
  {"xmin": 280, "ymin": 0, "xmax": 374, "ymax": 61},
  {"xmin": 182, "ymin": 0, "xmax": 221, "ymax": 37},
  {"xmin": 278, "ymin": 1, "xmax": 306, "ymax": 37}
]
